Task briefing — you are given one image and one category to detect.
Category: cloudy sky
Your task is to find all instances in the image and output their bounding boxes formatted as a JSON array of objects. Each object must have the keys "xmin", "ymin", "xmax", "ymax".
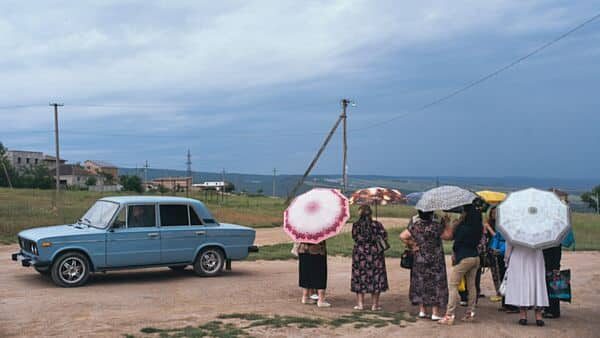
[{"xmin": 1, "ymin": 0, "xmax": 599, "ymax": 178}]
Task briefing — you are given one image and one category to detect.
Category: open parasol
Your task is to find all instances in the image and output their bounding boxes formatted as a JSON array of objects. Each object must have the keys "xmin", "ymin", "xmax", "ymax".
[
  {"xmin": 284, "ymin": 188, "xmax": 350, "ymax": 244},
  {"xmin": 497, "ymin": 188, "xmax": 571, "ymax": 249},
  {"xmin": 349, "ymin": 187, "xmax": 405, "ymax": 205},
  {"xmin": 477, "ymin": 190, "xmax": 507, "ymax": 204},
  {"xmin": 415, "ymin": 185, "xmax": 477, "ymax": 212}
]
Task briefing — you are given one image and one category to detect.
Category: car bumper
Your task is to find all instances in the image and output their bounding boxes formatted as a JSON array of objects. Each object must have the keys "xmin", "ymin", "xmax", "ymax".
[
  {"xmin": 11, "ymin": 251, "xmax": 49, "ymax": 268},
  {"xmin": 248, "ymin": 245, "xmax": 259, "ymax": 253}
]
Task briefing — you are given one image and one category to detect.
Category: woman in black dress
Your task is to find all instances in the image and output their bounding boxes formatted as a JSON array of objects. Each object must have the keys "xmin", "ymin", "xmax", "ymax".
[
  {"xmin": 351, "ymin": 205, "xmax": 389, "ymax": 310},
  {"xmin": 298, "ymin": 241, "xmax": 330, "ymax": 307}
]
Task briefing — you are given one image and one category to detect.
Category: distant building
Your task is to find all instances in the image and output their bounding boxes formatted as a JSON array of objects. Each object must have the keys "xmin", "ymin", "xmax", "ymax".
[
  {"xmin": 192, "ymin": 181, "xmax": 234, "ymax": 192},
  {"xmin": 58, "ymin": 164, "xmax": 96, "ymax": 188},
  {"xmin": 151, "ymin": 177, "xmax": 192, "ymax": 192},
  {"xmin": 43, "ymin": 155, "xmax": 66, "ymax": 171},
  {"xmin": 84, "ymin": 160, "xmax": 118, "ymax": 180},
  {"xmin": 6, "ymin": 150, "xmax": 44, "ymax": 171}
]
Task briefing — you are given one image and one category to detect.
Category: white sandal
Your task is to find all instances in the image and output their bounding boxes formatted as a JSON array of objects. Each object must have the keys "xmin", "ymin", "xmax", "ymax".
[
  {"xmin": 353, "ymin": 305, "xmax": 364, "ymax": 310},
  {"xmin": 317, "ymin": 301, "xmax": 331, "ymax": 308}
]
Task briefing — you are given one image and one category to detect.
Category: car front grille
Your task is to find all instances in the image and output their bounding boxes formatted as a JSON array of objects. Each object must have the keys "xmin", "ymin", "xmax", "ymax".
[{"xmin": 19, "ymin": 237, "xmax": 38, "ymax": 255}]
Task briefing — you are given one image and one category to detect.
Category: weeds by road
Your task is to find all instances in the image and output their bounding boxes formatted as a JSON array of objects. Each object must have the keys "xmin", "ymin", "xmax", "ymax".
[{"xmin": 130, "ymin": 311, "xmax": 415, "ymax": 337}]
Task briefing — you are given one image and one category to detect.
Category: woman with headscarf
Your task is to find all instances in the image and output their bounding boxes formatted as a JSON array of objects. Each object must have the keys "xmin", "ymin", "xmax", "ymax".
[
  {"xmin": 351, "ymin": 205, "xmax": 389, "ymax": 311},
  {"xmin": 400, "ymin": 210, "xmax": 452, "ymax": 321}
]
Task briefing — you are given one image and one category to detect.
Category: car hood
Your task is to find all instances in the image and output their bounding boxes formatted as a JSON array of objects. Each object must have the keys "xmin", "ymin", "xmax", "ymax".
[{"xmin": 18, "ymin": 224, "xmax": 105, "ymax": 242}]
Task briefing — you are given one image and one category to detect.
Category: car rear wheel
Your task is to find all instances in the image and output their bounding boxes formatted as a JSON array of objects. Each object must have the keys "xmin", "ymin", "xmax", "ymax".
[
  {"xmin": 193, "ymin": 247, "xmax": 224, "ymax": 277},
  {"xmin": 51, "ymin": 252, "xmax": 91, "ymax": 287}
]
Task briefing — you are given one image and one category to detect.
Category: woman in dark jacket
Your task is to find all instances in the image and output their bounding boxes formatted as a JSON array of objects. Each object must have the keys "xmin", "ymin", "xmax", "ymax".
[{"xmin": 351, "ymin": 205, "xmax": 389, "ymax": 311}]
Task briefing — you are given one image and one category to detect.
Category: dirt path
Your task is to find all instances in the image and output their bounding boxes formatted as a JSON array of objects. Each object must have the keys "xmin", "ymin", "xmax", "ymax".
[
  {"xmin": 255, "ymin": 217, "xmax": 409, "ymax": 246},
  {"xmin": 1, "ymin": 244, "xmax": 598, "ymax": 337}
]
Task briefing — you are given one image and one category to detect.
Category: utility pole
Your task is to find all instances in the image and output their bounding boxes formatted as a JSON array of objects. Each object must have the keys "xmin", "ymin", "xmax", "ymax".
[
  {"xmin": 286, "ymin": 112, "xmax": 344, "ymax": 204},
  {"xmin": 144, "ymin": 160, "xmax": 149, "ymax": 184},
  {"xmin": 221, "ymin": 168, "xmax": 226, "ymax": 203},
  {"xmin": 272, "ymin": 168, "xmax": 277, "ymax": 197},
  {"xmin": 50, "ymin": 103, "xmax": 63, "ymax": 195},
  {"xmin": 186, "ymin": 149, "xmax": 192, "ymax": 181},
  {"xmin": 340, "ymin": 99, "xmax": 354, "ymax": 193}
]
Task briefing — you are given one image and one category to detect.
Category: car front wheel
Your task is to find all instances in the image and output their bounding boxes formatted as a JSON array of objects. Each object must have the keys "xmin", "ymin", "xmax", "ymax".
[
  {"xmin": 51, "ymin": 252, "xmax": 91, "ymax": 287},
  {"xmin": 193, "ymin": 247, "xmax": 224, "ymax": 277}
]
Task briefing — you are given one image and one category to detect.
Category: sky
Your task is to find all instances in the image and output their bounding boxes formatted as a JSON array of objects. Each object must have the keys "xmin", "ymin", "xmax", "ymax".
[{"xmin": 0, "ymin": 0, "xmax": 599, "ymax": 179}]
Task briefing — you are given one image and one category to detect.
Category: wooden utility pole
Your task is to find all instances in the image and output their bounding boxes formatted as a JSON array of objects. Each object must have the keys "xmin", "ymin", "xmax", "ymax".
[
  {"xmin": 341, "ymin": 99, "xmax": 349, "ymax": 193},
  {"xmin": 50, "ymin": 103, "xmax": 63, "ymax": 195},
  {"xmin": 285, "ymin": 114, "xmax": 344, "ymax": 204}
]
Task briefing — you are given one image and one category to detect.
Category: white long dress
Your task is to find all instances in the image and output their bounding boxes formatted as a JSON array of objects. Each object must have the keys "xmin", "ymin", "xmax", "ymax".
[{"xmin": 504, "ymin": 243, "xmax": 549, "ymax": 307}]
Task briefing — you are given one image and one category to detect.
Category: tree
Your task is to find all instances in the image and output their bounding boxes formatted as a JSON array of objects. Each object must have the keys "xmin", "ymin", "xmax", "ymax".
[
  {"xmin": 223, "ymin": 181, "xmax": 235, "ymax": 192},
  {"xmin": 0, "ymin": 142, "xmax": 16, "ymax": 188},
  {"xmin": 120, "ymin": 175, "xmax": 143, "ymax": 193},
  {"xmin": 157, "ymin": 184, "xmax": 169, "ymax": 195},
  {"xmin": 85, "ymin": 176, "xmax": 97, "ymax": 187},
  {"xmin": 101, "ymin": 172, "xmax": 114, "ymax": 185},
  {"xmin": 581, "ymin": 185, "xmax": 600, "ymax": 212}
]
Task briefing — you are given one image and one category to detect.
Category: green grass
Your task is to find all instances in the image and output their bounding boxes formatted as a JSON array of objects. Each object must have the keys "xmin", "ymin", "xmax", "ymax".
[
  {"xmin": 2, "ymin": 187, "xmax": 600, "ymax": 251},
  {"xmin": 131, "ymin": 311, "xmax": 415, "ymax": 337}
]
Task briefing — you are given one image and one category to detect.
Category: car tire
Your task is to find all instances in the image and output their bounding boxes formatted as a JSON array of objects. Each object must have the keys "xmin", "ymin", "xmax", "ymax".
[
  {"xmin": 168, "ymin": 265, "xmax": 187, "ymax": 271},
  {"xmin": 34, "ymin": 266, "xmax": 50, "ymax": 275},
  {"xmin": 193, "ymin": 247, "xmax": 225, "ymax": 277},
  {"xmin": 51, "ymin": 251, "xmax": 91, "ymax": 287}
]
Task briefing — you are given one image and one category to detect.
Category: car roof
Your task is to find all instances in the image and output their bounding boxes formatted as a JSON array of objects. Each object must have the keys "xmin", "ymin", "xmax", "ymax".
[{"xmin": 100, "ymin": 196, "xmax": 200, "ymax": 204}]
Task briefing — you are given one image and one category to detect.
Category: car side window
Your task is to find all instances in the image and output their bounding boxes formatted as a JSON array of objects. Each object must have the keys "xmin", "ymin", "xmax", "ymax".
[
  {"xmin": 190, "ymin": 207, "xmax": 203, "ymax": 225},
  {"xmin": 127, "ymin": 205, "xmax": 156, "ymax": 228},
  {"xmin": 160, "ymin": 204, "xmax": 189, "ymax": 226},
  {"xmin": 112, "ymin": 207, "xmax": 126, "ymax": 228}
]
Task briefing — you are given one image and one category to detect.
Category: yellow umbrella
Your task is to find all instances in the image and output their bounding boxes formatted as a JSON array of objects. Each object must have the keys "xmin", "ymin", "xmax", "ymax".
[{"xmin": 477, "ymin": 190, "xmax": 507, "ymax": 204}]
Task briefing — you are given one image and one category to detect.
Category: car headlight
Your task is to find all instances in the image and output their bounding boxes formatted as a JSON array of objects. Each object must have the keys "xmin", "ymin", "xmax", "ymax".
[{"xmin": 31, "ymin": 243, "xmax": 38, "ymax": 255}]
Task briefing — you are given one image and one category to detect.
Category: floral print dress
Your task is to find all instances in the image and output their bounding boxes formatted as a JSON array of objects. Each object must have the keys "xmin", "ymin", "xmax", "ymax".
[
  {"xmin": 408, "ymin": 219, "xmax": 448, "ymax": 308},
  {"xmin": 351, "ymin": 218, "xmax": 389, "ymax": 293}
]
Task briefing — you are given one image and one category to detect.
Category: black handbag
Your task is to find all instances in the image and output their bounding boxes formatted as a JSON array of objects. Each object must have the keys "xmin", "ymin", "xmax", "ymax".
[
  {"xmin": 375, "ymin": 236, "xmax": 390, "ymax": 252},
  {"xmin": 400, "ymin": 250, "xmax": 413, "ymax": 269}
]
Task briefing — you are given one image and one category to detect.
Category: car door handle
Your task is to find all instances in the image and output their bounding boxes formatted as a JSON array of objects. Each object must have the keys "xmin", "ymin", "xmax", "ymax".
[
  {"xmin": 195, "ymin": 231, "xmax": 206, "ymax": 236},
  {"xmin": 147, "ymin": 232, "xmax": 159, "ymax": 238}
]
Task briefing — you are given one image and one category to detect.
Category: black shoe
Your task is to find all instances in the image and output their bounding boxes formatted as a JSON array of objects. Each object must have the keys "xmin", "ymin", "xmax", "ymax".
[
  {"xmin": 518, "ymin": 319, "xmax": 528, "ymax": 326},
  {"xmin": 542, "ymin": 312, "xmax": 559, "ymax": 319},
  {"xmin": 536, "ymin": 320, "xmax": 545, "ymax": 327}
]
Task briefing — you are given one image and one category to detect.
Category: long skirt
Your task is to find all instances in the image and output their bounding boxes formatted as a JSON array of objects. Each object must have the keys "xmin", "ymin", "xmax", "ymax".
[
  {"xmin": 505, "ymin": 246, "xmax": 549, "ymax": 307},
  {"xmin": 299, "ymin": 253, "xmax": 327, "ymax": 290}
]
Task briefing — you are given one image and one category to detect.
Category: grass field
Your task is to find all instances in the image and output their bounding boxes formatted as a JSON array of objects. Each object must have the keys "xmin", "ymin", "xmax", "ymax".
[{"xmin": 1, "ymin": 188, "xmax": 600, "ymax": 252}]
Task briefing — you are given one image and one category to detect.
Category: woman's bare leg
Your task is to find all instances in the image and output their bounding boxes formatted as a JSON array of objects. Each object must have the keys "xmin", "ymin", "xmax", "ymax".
[{"xmin": 372, "ymin": 292, "xmax": 381, "ymax": 309}]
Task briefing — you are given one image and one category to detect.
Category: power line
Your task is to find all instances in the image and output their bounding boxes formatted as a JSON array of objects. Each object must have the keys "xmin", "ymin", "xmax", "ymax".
[{"xmin": 349, "ymin": 11, "xmax": 600, "ymax": 132}]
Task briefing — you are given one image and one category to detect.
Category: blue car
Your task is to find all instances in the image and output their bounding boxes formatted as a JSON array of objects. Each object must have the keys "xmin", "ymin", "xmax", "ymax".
[{"xmin": 11, "ymin": 196, "xmax": 258, "ymax": 287}]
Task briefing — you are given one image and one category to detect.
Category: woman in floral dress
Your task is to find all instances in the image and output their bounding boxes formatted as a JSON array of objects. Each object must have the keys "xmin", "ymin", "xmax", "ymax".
[
  {"xmin": 400, "ymin": 210, "xmax": 452, "ymax": 320},
  {"xmin": 351, "ymin": 205, "xmax": 389, "ymax": 311}
]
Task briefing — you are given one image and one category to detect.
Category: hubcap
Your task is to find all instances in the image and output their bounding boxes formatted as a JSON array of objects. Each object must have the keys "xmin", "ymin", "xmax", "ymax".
[
  {"xmin": 200, "ymin": 251, "xmax": 220, "ymax": 272},
  {"xmin": 59, "ymin": 257, "xmax": 86, "ymax": 284}
]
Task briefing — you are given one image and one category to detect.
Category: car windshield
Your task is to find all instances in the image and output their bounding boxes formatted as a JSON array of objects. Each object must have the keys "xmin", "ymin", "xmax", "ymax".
[{"xmin": 79, "ymin": 200, "xmax": 119, "ymax": 229}]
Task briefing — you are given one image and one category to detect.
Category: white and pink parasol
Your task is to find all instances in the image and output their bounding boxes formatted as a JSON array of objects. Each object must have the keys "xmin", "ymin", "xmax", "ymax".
[{"xmin": 284, "ymin": 188, "xmax": 350, "ymax": 244}]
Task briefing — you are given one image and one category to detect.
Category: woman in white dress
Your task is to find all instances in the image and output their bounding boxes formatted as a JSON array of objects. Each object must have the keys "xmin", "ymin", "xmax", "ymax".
[{"xmin": 504, "ymin": 242, "xmax": 548, "ymax": 326}]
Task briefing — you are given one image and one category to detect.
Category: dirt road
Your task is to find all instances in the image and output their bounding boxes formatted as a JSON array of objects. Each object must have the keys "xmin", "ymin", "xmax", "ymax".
[{"xmin": 1, "ymin": 244, "xmax": 598, "ymax": 337}]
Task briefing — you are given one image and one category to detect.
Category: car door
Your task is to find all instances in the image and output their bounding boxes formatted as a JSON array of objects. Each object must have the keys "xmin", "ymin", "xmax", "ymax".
[
  {"xmin": 159, "ymin": 204, "xmax": 206, "ymax": 264},
  {"xmin": 106, "ymin": 203, "xmax": 161, "ymax": 267}
]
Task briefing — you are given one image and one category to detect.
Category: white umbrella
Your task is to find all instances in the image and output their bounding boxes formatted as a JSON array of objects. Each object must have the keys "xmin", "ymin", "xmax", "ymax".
[
  {"xmin": 284, "ymin": 188, "xmax": 350, "ymax": 244},
  {"xmin": 497, "ymin": 188, "xmax": 571, "ymax": 249},
  {"xmin": 415, "ymin": 185, "xmax": 477, "ymax": 212}
]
